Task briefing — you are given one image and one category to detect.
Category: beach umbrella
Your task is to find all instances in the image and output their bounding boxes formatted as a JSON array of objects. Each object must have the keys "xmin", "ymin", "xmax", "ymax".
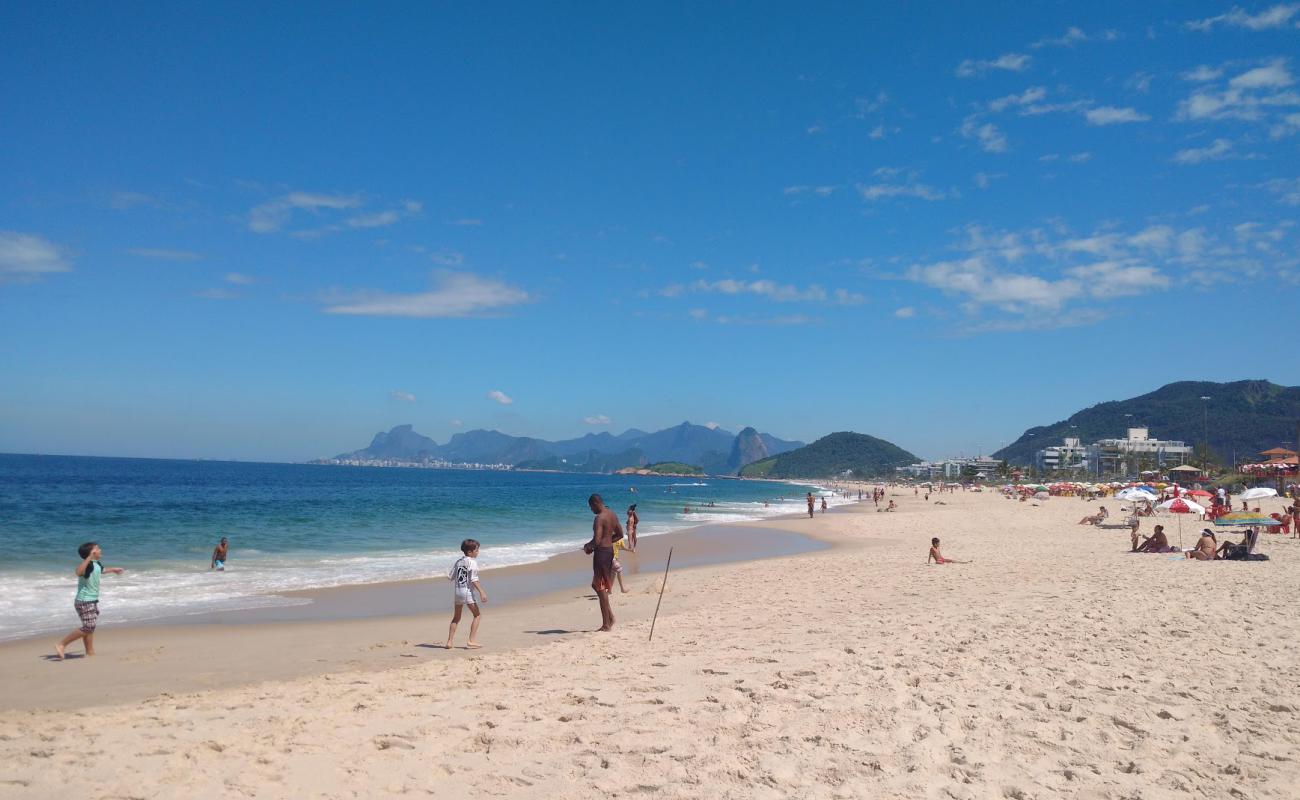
[
  {"xmin": 1159, "ymin": 497, "xmax": 1203, "ymax": 549},
  {"xmin": 1034, "ymin": 491, "xmax": 1050, "ymax": 500},
  {"xmin": 1240, "ymin": 487, "xmax": 1278, "ymax": 502},
  {"xmin": 1185, "ymin": 489, "xmax": 1213, "ymax": 498},
  {"xmin": 1117, "ymin": 488, "xmax": 1157, "ymax": 502}
]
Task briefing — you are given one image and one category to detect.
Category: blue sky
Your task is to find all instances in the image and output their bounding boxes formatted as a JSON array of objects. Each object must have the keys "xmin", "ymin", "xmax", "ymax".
[{"xmin": 2, "ymin": 2, "xmax": 1298, "ymax": 462}]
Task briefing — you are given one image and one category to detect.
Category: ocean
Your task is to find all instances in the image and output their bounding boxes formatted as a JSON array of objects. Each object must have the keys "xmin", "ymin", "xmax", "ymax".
[{"xmin": 0, "ymin": 454, "xmax": 843, "ymax": 641}]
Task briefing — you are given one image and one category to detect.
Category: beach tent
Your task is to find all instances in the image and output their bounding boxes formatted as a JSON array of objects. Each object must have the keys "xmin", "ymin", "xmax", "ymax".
[{"xmin": 1168, "ymin": 465, "xmax": 1202, "ymax": 474}]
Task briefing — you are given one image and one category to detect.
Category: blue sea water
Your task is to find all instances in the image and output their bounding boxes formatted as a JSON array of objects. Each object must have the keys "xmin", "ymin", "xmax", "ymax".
[{"xmin": 0, "ymin": 454, "xmax": 840, "ymax": 641}]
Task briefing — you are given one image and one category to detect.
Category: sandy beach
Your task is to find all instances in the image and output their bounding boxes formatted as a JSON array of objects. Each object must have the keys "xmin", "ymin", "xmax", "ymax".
[{"xmin": 2, "ymin": 488, "xmax": 1299, "ymax": 799}]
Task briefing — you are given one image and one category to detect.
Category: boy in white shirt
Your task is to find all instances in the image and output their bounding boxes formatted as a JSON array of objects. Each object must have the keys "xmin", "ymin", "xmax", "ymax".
[{"xmin": 445, "ymin": 538, "xmax": 487, "ymax": 649}]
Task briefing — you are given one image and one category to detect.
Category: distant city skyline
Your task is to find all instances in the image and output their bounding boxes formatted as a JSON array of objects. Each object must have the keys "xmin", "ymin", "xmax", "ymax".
[{"xmin": 2, "ymin": 3, "xmax": 1299, "ymax": 462}]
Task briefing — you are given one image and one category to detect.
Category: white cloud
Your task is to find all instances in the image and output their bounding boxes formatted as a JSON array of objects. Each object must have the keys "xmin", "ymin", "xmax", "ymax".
[
  {"xmin": 959, "ymin": 117, "xmax": 1008, "ymax": 152},
  {"xmin": 1173, "ymin": 138, "xmax": 1234, "ymax": 164},
  {"xmin": 784, "ymin": 185, "xmax": 837, "ymax": 196},
  {"xmin": 1230, "ymin": 59, "xmax": 1294, "ymax": 90},
  {"xmin": 1186, "ymin": 4, "xmax": 1299, "ymax": 31},
  {"xmin": 224, "ymin": 272, "xmax": 256, "ymax": 285},
  {"xmin": 1261, "ymin": 177, "xmax": 1300, "ymax": 205},
  {"xmin": 894, "ymin": 306, "xmax": 916, "ymax": 318},
  {"xmin": 987, "ymin": 86, "xmax": 1047, "ymax": 113},
  {"xmin": 126, "ymin": 248, "xmax": 202, "ymax": 261},
  {"xmin": 712, "ymin": 313, "xmax": 817, "ymax": 326},
  {"xmin": 688, "ymin": 308, "xmax": 709, "ymax": 320},
  {"xmin": 1031, "ymin": 26, "xmax": 1119, "ymax": 48},
  {"xmin": 487, "ymin": 390, "xmax": 513, "ymax": 405},
  {"xmin": 429, "ymin": 250, "xmax": 465, "ymax": 267},
  {"xmin": 582, "ymin": 415, "xmax": 612, "ymax": 425},
  {"xmin": 687, "ymin": 278, "xmax": 864, "ymax": 305},
  {"xmin": 1271, "ymin": 112, "xmax": 1300, "ymax": 138},
  {"xmin": 1066, "ymin": 261, "xmax": 1170, "ymax": 297},
  {"xmin": 1176, "ymin": 60, "xmax": 1300, "ymax": 124},
  {"xmin": 1084, "ymin": 106, "xmax": 1150, "ymax": 125},
  {"xmin": 1182, "ymin": 65, "xmax": 1225, "ymax": 82},
  {"xmin": 956, "ymin": 53, "xmax": 1030, "ymax": 78},
  {"xmin": 390, "ymin": 390, "xmax": 417, "ymax": 403},
  {"xmin": 346, "ymin": 210, "xmax": 400, "ymax": 229},
  {"xmin": 248, "ymin": 192, "xmax": 362, "ymax": 233},
  {"xmin": 0, "ymin": 232, "xmax": 71, "ymax": 282},
  {"xmin": 859, "ymin": 168, "xmax": 952, "ymax": 200},
  {"xmin": 322, "ymin": 271, "xmax": 530, "ymax": 318},
  {"xmin": 1069, "ymin": 152, "xmax": 1093, "ymax": 163},
  {"xmin": 449, "ymin": 218, "xmax": 483, "ymax": 227},
  {"xmin": 869, "ymin": 124, "xmax": 886, "ymax": 139}
]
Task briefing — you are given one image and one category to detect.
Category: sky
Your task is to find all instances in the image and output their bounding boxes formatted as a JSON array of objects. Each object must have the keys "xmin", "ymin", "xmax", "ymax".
[{"xmin": 2, "ymin": 2, "xmax": 1299, "ymax": 463}]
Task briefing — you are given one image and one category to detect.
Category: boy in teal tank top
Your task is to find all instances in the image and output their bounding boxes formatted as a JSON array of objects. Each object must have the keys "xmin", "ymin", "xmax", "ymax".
[{"xmin": 55, "ymin": 542, "xmax": 126, "ymax": 660}]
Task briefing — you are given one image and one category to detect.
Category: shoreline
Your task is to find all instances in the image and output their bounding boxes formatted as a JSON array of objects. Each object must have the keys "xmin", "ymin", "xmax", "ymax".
[{"xmin": 0, "ymin": 503, "xmax": 856, "ymax": 712}]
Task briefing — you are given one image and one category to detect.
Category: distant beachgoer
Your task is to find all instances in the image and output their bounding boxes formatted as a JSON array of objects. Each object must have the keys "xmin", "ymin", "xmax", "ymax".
[
  {"xmin": 1078, "ymin": 506, "xmax": 1108, "ymax": 526},
  {"xmin": 211, "ymin": 536, "xmax": 229, "ymax": 571},
  {"xmin": 820, "ymin": 496, "xmax": 827, "ymax": 513},
  {"xmin": 806, "ymin": 492, "xmax": 815, "ymax": 518},
  {"xmin": 55, "ymin": 542, "xmax": 125, "ymax": 660},
  {"xmin": 1129, "ymin": 517, "xmax": 1142, "ymax": 551},
  {"xmin": 883, "ymin": 500, "xmax": 897, "ymax": 512},
  {"xmin": 445, "ymin": 538, "xmax": 486, "ymax": 649},
  {"xmin": 583, "ymin": 494, "xmax": 624, "ymax": 632},
  {"xmin": 928, "ymin": 537, "xmax": 968, "ymax": 564},
  {"xmin": 625, "ymin": 504, "xmax": 639, "ymax": 552},
  {"xmin": 1185, "ymin": 530, "xmax": 1217, "ymax": 560}
]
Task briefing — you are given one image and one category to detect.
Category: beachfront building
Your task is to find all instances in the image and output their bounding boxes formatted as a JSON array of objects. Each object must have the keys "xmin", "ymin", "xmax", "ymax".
[
  {"xmin": 1034, "ymin": 437, "xmax": 1090, "ymax": 475},
  {"xmin": 1083, "ymin": 428, "xmax": 1193, "ymax": 478},
  {"xmin": 896, "ymin": 455, "xmax": 1003, "ymax": 481}
]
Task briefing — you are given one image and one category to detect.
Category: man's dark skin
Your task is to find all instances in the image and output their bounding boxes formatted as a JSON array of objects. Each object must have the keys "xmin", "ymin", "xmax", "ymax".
[{"xmin": 584, "ymin": 494, "xmax": 625, "ymax": 632}]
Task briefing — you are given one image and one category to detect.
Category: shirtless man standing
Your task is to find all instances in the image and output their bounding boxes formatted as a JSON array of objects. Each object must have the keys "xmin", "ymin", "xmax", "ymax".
[
  {"xmin": 806, "ymin": 492, "xmax": 815, "ymax": 518},
  {"xmin": 583, "ymin": 494, "xmax": 624, "ymax": 632}
]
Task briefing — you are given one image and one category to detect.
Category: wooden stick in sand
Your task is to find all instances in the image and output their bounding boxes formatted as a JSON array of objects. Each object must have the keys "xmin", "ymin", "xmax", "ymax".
[{"xmin": 648, "ymin": 547, "xmax": 674, "ymax": 642}]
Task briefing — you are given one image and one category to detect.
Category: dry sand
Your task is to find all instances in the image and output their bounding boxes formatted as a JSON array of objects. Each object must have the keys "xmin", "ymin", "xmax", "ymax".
[{"xmin": 2, "ymin": 489, "xmax": 1299, "ymax": 799}]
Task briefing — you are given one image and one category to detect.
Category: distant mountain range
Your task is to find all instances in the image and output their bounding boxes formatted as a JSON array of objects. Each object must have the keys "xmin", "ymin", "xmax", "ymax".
[
  {"xmin": 740, "ymin": 432, "xmax": 920, "ymax": 479},
  {"xmin": 331, "ymin": 422, "xmax": 804, "ymax": 474},
  {"xmin": 992, "ymin": 380, "xmax": 1300, "ymax": 466}
]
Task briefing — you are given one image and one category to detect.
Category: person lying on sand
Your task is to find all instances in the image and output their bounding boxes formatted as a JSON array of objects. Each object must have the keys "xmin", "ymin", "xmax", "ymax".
[
  {"xmin": 1078, "ymin": 506, "xmax": 1109, "ymax": 526},
  {"xmin": 1185, "ymin": 530, "xmax": 1217, "ymax": 560},
  {"xmin": 928, "ymin": 537, "xmax": 968, "ymax": 564},
  {"xmin": 1134, "ymin": 524, "xmax": 1173, "ymax": 553}
]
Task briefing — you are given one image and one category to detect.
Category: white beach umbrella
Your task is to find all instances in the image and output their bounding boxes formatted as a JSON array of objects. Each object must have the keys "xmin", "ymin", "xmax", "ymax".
[
  {"xmin": 1117, "ymin": 488, "xmax": 1157, "ymax": 502},
  {"xmin": 1240, "ymin": 487, "xmax": 1278, "ymax": 501}
]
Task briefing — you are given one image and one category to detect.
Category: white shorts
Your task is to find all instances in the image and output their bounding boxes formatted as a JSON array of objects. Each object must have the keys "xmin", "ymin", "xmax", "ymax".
[{"xmin": 454, "ymin": 589, "xmax": 477, "ymax": 606}]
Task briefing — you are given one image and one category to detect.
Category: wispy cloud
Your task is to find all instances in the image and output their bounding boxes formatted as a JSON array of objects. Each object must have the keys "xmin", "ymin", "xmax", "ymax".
[
  {"xmin": 1030, "ymin": 26, "xmax": 1119, "ymax": 48},
  {"xmin": 1182, "ymin": 65, "xmax": 1225, "ymax": 82},
  {"xmin": 1173, "ymin": 138, "xmax": 1234, "ymax": 164},
  {"xmin": 449, "ymin": 218, "xmax": 483, "ymax": 227},
  {"xmin": 126, "ymin": 248, "xmax": 202, "ymax": 261},
  {"xmin": 0, "ymin": 232, "xmax": 70, "ymax": 283},
  {"xmin": 955, "ymin": 53, "xmax": 1030, "ymax": 78},
  {"xmin": 1185, "ymin": 4, "xmax": 1300, "ymax": 32},
  {"xmin": 390, "ymin": 390, "xmax": 417, "ymax": 403},
  {"xmin": 858, "ymin": 168, "xmax": 953, "ymax": 200},
  {"xmin": 249, "ymin": 192, "xmax": 362, "ymax": 233},
  {"xmin": 224, "ymin": 272, "xmax": 256, "ymax": 285},
  {"xmin": 1261, "ymin": 177, "xmax": 1300, "ymax": 205},
  {"xmin": 487, "ymin": 389, "xmax": 513, "ymax": 405},
  {"xmin": 1084, "ymin": 106, "xmax": 1150, "ymax": 125},
  {"xmin": 783, "ymin": 185, "xmax": 838, "ymax": 196},
  {"xmin": 687, "ymin": 278, "xmax": 864, "ymax": 305},
  {"xmin": 582, "ymin": 414, "xmax": 612, "ymax": 425},
  {"xmin": 1176, "ymin": 59, "xmax": 1298, "ymax": 125},
  {"xmin": 321, "ymin": 271, "xmax": 531, "ymax": 318},
  {"xmin": 987, "ymin": 86, "xmax": 1047, "ymax": 113},
  {"xmin": 958, "ymin": 116, "xmax": 1009, "ymax": 152},
  {"xmin": 894, "ymin": 306, "xmax": 916, "ymax": 319}
]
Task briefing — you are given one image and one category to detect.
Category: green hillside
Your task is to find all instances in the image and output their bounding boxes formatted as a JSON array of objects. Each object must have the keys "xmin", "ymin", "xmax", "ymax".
[
  {"xmin": 992, "ymin": 380, "xmax": 1300, "ymax": 466},
  {"xmin": 642, "ymin": 461, "xmax": 705, "ymax": 476},
  {"xmin": 740, "ymin": 432, "xmax": 919, "ymax": 479}
]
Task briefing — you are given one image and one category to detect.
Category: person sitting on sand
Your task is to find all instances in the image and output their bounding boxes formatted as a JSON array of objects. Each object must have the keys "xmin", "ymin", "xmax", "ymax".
[
  {"xmin": 1185, "ymin": 530, "xmax": 1217, "ymax": 560},
  {"xmin": 1134, "ymin": 524, "xmax": 1171, "ymax": 553},
  {"xmin": 928, "ymin": 537, "xmax": 968, "ymax": 564},
  {"xmin": 1078, "ymin": 506, "xmax": 1109, "ymax": 526},
  {"xmin": 879, "ymin": 500, "xmax": 897, "ymax": 512},
  {"xmin": 1216, "ymin": 527, "xmax": 1257, "ymax": 560},
  {"xmin": 1129, "ymin": 516, "xmax": 1142, "ymax": 551}
]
